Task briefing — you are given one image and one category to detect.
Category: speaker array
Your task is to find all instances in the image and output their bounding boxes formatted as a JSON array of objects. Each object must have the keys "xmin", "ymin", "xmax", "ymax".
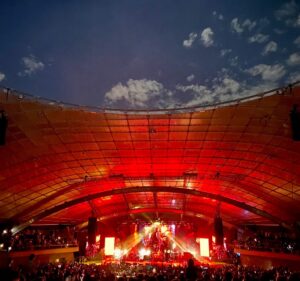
[
  {"xmin": 0, "ymin": 111, "xmax": 7, "ymax": 146},
  {"xmin": 290, "ymin": 105, "xmax": 300, "ymax": 141},
  {"xmin": 214, "ymin": 216, "xmax": 224, "ymax": 246},
  {"xmin": 88, "ymin": 217, "xmax": 97, "ymax": 245}
]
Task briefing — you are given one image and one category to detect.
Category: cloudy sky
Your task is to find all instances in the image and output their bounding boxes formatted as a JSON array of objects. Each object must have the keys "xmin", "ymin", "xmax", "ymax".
[{"xmin": 0, "ymin": 0, "xmax": 300, "ymax": 109}]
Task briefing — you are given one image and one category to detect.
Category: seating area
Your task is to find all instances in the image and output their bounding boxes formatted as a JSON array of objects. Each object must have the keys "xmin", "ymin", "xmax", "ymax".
[
  {"xmin": 235, "ymin": 231, "xmax": 299, "ymax": 254},
  {"xmin": 1, "ymin": 228, "xmax": 77, "ymax": 252}
]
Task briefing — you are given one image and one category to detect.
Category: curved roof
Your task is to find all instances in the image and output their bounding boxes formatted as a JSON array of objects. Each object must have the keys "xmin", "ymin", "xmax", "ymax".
[{"xmin": 1, "ymin": 85, "xmax": 300, "ymax": 232}]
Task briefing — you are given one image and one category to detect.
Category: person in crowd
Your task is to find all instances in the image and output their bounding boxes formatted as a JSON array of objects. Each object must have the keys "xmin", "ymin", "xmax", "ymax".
[{"xmin": 185, "ymin": 258, "xmax": 198, "ymax": 281}]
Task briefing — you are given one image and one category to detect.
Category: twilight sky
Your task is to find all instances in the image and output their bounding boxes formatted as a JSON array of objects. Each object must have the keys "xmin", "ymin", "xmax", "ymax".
[{"xmin": 0, "ymin": 0, "xmax": 300, "ymax": 109}]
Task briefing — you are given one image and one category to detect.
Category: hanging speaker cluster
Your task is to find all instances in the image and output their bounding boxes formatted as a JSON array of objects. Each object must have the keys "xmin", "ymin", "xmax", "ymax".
[
  {"xmin": 88, "ymin": 217, "xmax": 97, "ymax": 245},
  {"xmin": 214, "ymin": 216, "xmax": 224, "ymax": 246},
  {"xmin": 290, "ymin": 105, "xmax": 300, "ymax": 141},
  {"xmin": 0, "ymin": 111, "xmax": 7, "ymax": 146},
  {"xmin": 78, "ymin": 231, "xmax": 87, "ymax": 256}
]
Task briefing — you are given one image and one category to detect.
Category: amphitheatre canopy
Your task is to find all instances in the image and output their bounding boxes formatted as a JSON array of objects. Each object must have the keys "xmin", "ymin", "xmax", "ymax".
[{"xmin": 0, "ymin": 84, "xmax": 300, "ymax": 233}]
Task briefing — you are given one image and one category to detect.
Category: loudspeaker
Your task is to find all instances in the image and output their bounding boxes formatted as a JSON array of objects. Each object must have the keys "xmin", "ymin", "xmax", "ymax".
[
  {"xmin": 290, "ymin": 105, "xmax": 300, "ymax": 141},
  {"xmin": 0, "ymin": 111, "xmax": 7, "ymax": 146},
  {"xmin": 88, "ymin": 217, "xmax": 97, "ymax": 245},
  {"xmin": 78, "ymin": 232, "xmax": 86, "ymax": 256},
  {"xmin": 214, "ymin": 216, "xmax": 224, "ymax": 246}
]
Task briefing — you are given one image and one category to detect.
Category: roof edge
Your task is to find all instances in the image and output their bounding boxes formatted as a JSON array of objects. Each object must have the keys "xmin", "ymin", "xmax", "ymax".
[{"xmin": 1, "ymin": 81, "xmax": 300, "ymax": 115}]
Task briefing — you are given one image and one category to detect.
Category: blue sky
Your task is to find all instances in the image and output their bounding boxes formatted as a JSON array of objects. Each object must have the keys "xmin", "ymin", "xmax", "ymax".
[{"xmin": 0, "ymin": 0, "xmax": 300, "ymax": 109}]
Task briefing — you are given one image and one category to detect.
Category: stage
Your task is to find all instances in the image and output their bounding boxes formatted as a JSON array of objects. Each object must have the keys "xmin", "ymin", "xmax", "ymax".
[{"xmin": 82, "ymin": 257, "xmax": 229, "ymax": 268}]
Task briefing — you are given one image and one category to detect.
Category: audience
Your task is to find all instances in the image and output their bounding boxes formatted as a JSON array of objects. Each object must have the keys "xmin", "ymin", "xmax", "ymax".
[
  {"xmin": 236, "ymin": 231, "xmax": 299, "ymax": 254},
  {"xmin": 1, "ymin": 260, "xmax": 299, "ymax": 281},
  {"xmin": 1, "ymin": 228, "xmax": 77, "ymax": 251},
  {"xmin": 1, "ymin": 228, "xmax": 299, "ymax": 280}
]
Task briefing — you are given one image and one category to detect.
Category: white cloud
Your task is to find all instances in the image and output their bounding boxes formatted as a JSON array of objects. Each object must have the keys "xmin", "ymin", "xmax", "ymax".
[
  {"xmin": 258, "ymin": 18, "xmax": 270, "ymax": 27},
  {"xmin": 294, "ymin": 36, "xmax": 300, "ymax": 47},
  {"xmin": 231, "ymin": 18, "xmax": 243, "ymax": 33},
  {"xmin": 231, "ymin": 18, "xmax": 256, "ymax": 34},
  {"xmin": 176, "ymin": 84, "xmax": 213, "ymax": 106},
  {"xmin": 275, "ymin": 1, "xmax": 298, "ymax": 20},
  {"xmin": 176, "ymin": 71, "xmax": 282, "ymax": 107},
  {"xmin": 246, "ymin": 64, "xmax": 286, "ymax": 81},
  {"xmin": 242, "ymin": 19, "xmax": 256, "ymax": 31},
  {"xmin": 248, "ymin": 33, "xmax": 270, "ymax": 43},
  {"xmin": 239, "ymin": 81, "xmax": 278, "ymax": 97},
  {"xmin": 176, "ymin": 84, "xmax": 211, "ymax": 95},
  {"xmin": 284, "ymin": 15, "xmax": 300, "ymax": 27},
  {"xmin": 229, "ymin": 56, "xmax": 239, "ymax": 67},
  {"xmin": 0, "ymin": 72, "xmax": 5, "ymax": 82},
  {"xmin": 176, "ymin": 76, "xmax": 242, "ymax": 106},
  {"xmin": 212, "ymin": 77, "xmax": 240, "ymax": 96},
  {"xmin": 287, "ymin": 71, "xmax": 300, "ymax": 83},
  {"xmin": 183, "ymin": 32, "xmax": 198, "ymax": 48},
  {"xmin": 273, "ymin": 28, "xmax": 285, "ymax": 34},
  {"xmin": 275, "ymin": 2, "xmax": 300, "ymax": 27},
  {"xmin": 218, "ymin": 80, "xmax": 276, "ymax": 103},
  {"xmin": 200, "ymin": 27, "xmax": 214, "ymax": 47},
  {"xmin": 230, "ymin": 18, "xmax": 256, "ymax": 34},
  {"xmin": 18, "ymin": 55, "xmax": 44, "ymax": 76},
  {"xmin": 294, "ymin": 14, "xmax": 300, "ymax": 27},
  {"xmin": 186, "ymin": 74, "xmax": 195, "ymax": 82},
  {"xmin": 220, "ymin": 49, "xmax": 232, "ymax": 57},
  {"xmin": 105, "ymin": 71, "xmax": 288, "ymax": 109},
  {"xmin": 213, "ymin": 11, "xmax": 224, "ymax": 20},
  {"xmin": 104, "ymin": 79, "xmax": 176, "ymax": 108},
  {"xmin": 262, "ymin": 41, "xmax": 278, "ymax": 56},
  {"xmin": 287, "ymin": 52, "xmax": 300, "ymax": 65}
]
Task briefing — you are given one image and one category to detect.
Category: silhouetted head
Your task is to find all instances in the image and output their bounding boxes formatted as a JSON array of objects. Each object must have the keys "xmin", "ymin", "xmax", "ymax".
[{"xmin": 188, "ymin": 258, "xmax": 194, "ymax": 267}]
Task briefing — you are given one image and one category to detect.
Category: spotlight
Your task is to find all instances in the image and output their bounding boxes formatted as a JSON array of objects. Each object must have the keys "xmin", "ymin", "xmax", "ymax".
[
  {"xmin": 114, "ymin": 248, "xmax": 122, "ymax": 259},
  {"xmin": 161, "ymin": 225, "xmax": 167, "ymax": 234},
  {"xmin": 11, "ymin": 227, "xmax": 17, "ymax": 234},
  {"xmin": 139, "ymin": 248, "xmax": 150, "ymax": 259},
  {"xmin": 139, "ymin": 248, "xmax": 146, "ymax": 257}
]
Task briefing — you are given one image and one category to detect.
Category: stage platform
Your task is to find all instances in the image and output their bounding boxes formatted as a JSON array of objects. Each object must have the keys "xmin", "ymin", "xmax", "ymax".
[{"xmin": 82, "ymin": 258, "xmax": 228, "ymax": 268}]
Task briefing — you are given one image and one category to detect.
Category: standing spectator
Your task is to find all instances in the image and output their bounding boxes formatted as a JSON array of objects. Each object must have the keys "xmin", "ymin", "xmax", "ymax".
[{"xmin": 185, "ymin": 259, "xmax": 198, "ymax": 281}]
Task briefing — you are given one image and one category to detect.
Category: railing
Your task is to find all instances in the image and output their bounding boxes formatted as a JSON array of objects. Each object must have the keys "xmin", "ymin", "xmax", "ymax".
[
  {"xmin": 1, "ymin": 81, "xmax": 300, "ymax": 114},
  {"xmin": 234, "ymin": 244, "xmax": 300, "ymax": 256},
  {"xmin": 9, "ymin": 243, "xmax": 78, "ymax": 252}
]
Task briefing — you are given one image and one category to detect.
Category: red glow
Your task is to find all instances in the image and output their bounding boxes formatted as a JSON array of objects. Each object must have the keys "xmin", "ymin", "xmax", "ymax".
[
  {"xmin": 96, "ymin": 235, "xmax": 100, "ymax": 243},
  {"xmin": 1, "ymin": 87, "xmax": 300, "ymax": 228}
]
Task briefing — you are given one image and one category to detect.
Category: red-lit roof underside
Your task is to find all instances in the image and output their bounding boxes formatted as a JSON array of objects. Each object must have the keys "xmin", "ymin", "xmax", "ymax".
[{"xmin": 0, "ymin": 87, "xmax": 300, "ymax": 230}]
